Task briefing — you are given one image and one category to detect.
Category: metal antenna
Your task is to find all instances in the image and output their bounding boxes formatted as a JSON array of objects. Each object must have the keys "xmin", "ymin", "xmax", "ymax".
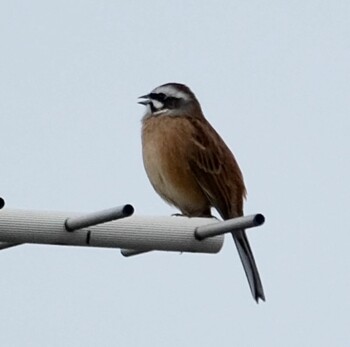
[
  {"xmin": 0, "ymin": 204, "xmax": 264, "ymax": 256},
  {"xmin": 0, "ymin": 208, "xmax": 223, "ymax": 254}
]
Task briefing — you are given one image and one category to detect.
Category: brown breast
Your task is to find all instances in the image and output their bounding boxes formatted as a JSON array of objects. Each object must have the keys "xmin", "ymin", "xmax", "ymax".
[{"xmin": 141, "ymin": 115, "xmax": 210, "ymax": 216}]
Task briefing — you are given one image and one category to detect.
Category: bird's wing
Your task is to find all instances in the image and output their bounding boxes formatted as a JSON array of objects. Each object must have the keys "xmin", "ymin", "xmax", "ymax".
[
  {"xmin": 188, "ymin": 117, "xmax": 246, "ymax": 219},
  {"xmin": 188, "ymin": 117, "xmax": 265, "ymax": 302}
]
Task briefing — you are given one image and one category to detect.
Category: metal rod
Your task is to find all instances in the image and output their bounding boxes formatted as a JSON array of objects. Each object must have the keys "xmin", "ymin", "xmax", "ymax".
[
  {"xmin": 65, "ymin": 204, "xmax": 134, "ymax": 231},
  {"xmin": 195, "ymin": 214, "xmax": 265, "ymax": 240},
  {"xmin": 0, "ymin": 242, "xmax": 21, "ymax": 250},
  {"xmin": 121, "ymin": 249, "xmax": 152, "ymax": 257},
  {"xmin": 0, "ymin": 200, "xmax": 17, "ymax": 249},
  {"xmin": 0, "ymin": 197, "xmax": 5, "ymax": 210}
]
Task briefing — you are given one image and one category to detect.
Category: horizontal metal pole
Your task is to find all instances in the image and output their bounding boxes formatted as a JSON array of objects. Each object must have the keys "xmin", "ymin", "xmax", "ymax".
[
  {"xmin": 195, "ymin": 214, "xmax": 265, "ymax": 240},
  {"xmin": 120, "ymin": 249, "xmax": 152, "ymax": 257},
  {"xmin": 65, "ymin": 204, "xmax": 134, "ymax": 231},
  {"xmin": 0, "ymin": 209, "xmax": 223, "ymax": 254}
]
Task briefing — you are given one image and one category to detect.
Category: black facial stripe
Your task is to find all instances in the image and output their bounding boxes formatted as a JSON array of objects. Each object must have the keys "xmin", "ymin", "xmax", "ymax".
[
  {"xmin": 149, "ymin": 102, "xmax": 157, "ymax": 113},
  {"xmin": 151, "ymin": 94, "xmax": 181, "ymax": 108},
  {"xmin": 150, "ymin": 92, "xmax": 166, "ymax": 102}
]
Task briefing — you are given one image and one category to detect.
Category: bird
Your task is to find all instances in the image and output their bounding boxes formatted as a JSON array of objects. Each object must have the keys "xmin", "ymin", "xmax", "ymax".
[{"xmin": 138, "ymin": 82, "xmax": 265, "ymax": 302}]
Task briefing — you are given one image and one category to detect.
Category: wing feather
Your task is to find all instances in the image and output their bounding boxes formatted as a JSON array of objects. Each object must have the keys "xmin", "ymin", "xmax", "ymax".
[{"xmin": 188, "ymin": 117, "xmax": 246, "ymax": 220}]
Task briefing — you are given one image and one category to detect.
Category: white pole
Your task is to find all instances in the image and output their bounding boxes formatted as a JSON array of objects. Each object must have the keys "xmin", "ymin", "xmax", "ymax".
[{"xmin": 0, "ymin": 209, "xmax": 223, "ymax": 254}]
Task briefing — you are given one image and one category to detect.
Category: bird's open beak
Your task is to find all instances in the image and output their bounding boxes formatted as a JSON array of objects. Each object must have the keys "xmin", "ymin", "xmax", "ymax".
[{"xmin": 138, "ymin": 94, "xmax": 151, "ymax": 106}]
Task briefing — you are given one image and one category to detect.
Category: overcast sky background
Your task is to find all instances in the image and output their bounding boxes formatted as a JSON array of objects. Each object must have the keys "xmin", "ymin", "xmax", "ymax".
[{"xmin": 0, "ymin": 1, "xmax": 349, "ymax": 346}]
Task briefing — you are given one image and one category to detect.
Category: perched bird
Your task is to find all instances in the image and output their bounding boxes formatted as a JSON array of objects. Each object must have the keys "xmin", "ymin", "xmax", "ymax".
[{"xmin": 139, "ymin": 83, "xmax": 265, "ymax": 302}]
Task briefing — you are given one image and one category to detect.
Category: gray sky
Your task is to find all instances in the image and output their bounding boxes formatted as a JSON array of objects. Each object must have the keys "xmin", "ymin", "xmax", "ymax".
[{"xmin": 0, "ymin": 1, "xmax": 349, "ymax": 346}]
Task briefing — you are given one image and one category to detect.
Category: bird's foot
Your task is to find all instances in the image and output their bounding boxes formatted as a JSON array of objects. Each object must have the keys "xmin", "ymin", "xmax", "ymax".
[{"xmin": 171, "ymin": 213, "xmax": 218, "ymax": 219}]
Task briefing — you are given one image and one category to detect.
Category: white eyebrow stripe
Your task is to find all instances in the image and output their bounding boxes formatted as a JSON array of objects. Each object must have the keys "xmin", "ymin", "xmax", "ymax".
[{"xmin": 152, "ymin": 85, "xmax": 190, "ymax": 100}]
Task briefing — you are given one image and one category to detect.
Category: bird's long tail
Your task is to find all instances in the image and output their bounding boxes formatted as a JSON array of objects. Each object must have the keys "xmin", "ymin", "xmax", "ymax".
[{"xmin": 232, "ymin": 230, "xmax": 265, "ymax": 302}]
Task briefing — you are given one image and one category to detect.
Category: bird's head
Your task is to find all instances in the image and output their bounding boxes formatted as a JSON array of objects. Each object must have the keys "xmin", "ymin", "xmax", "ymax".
[{"xmin": 138, "ymin": 83, "xmax": 203, "ymax": 118}]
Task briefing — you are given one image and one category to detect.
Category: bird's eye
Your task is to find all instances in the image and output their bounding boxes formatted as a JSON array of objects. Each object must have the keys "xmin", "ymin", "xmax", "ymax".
[
  {"xmin": 157, "ymin": 93, "xmax": 166, "ymax": 101},
  {"xmin": 165, "ymin": 96, "xmax": 178, "ymax": 109}
]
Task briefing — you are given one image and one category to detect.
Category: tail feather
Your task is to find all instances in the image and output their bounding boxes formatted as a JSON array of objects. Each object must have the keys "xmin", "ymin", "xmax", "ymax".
[{"xmin": 232, "ymin": 230, "xmax": 265, "ymax": 302}]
